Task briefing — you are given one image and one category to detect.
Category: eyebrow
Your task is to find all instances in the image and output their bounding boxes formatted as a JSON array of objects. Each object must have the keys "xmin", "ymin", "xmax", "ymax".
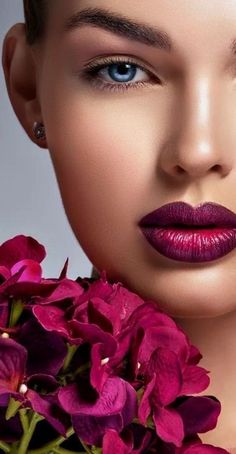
[
  {"xmin": 64, "ymin": 7, "xmax": 174, "ymax": 52},
  {"xmin": 64, "ymin": 7, "xmax": 236, "ymax": 57}
]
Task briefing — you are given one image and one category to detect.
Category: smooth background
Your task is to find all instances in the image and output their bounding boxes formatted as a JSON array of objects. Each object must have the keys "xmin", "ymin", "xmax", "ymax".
[{"xmin": 0, "ymin": 1, "xmax": 92, "ymax": 279}]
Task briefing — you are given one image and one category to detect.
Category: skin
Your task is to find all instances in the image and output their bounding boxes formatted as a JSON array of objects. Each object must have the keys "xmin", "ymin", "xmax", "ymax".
[{"xmin": 3, "ymin": 0, "xmax": 236, "ymax": 448}]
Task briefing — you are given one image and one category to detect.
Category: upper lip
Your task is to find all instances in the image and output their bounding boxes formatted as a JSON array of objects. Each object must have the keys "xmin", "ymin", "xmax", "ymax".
[{"xmin": 138, "ymin": 202, "xmax": 236, "ymax": 228}]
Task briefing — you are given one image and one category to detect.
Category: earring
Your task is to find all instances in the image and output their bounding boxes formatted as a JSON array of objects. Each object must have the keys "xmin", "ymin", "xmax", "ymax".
[{"xmin": 33, "ymin": 121, "xmax": 46, "ymax": 140}]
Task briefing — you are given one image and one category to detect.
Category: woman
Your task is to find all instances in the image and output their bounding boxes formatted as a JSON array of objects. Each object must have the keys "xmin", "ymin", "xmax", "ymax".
[{"xmin": 2, "ymin": 0, "xmax": 236, "ymax": 451}]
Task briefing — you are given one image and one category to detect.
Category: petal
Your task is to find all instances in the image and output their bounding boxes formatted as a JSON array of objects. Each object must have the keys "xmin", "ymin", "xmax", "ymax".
[
  {"xmin": 33, "ymin": 305, "xmax": 69, "ymax": 337},
  {"xmin": 0, "ymin": 235, "xmax": 46, "ymax": 268},
  {"xmin": 138, "ymin": 375, "xmax": 156, "ymax": 424},
  {"xmin": 33, "ymin": 278, "xmax": 84, "ymax": 304},
  {"xmin": 139, "ymin": 326, "xmax": 189, "ymax": 367},
  {"xmin": 72, "ymin": 412, "xmax": 123, "ymax": 446},
  {"xmin": 69, "ymin": 320, "xmax": 117, "ymax": 356},
  {"xmin": 17, "ymin": 318, "xmax": 67, "ymax": 376},
  {"xmin": 153, "ymin": 406, "xmax": 184, "ymax": 447},
  {"xmin": 59, "ymin": 377, "xmax": 137, "ymax": 447},
  {"xmin": 181, "ymin": 366, "xmax": 210, "ymax": 394},
  {"xmin": 11, "ymin": 259, "xmax": 42, "ymax": 283},
  {"xmin": 177, "ymin": 396, "xmax": 221, "ymax": 436},
  {"xmin": 180, "ymin": 443, "xmax": 230, "ymax": 453},
  {"xmin": 149, "ymin": 348, "xmax": 182, "ymax": 405},
  {"xmin": 90, "ymin": 343, "xmax": 110, "ymax": 393},
  {"xmin": 59, "ymin": 377, "xmax": 134, "ymax": 416},
  {"xmin": 103, "ymin": 429, "xmax": 131, "ymax": 454},
  {"xmin": 28, "ymin": 389, "xmax": 69, "ymax": 436},
  {"xmin": 0, "ymin": 338, "xmax": 27, "ymax": 393}
]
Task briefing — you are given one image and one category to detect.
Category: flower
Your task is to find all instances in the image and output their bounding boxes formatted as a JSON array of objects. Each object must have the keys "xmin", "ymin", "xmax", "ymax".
[
  {"xmin": 0, "ymin": 329, "xmax": 69, "ymax": 436},
  {"xmin": 58, "ymin": 376, "xmax": 137, "ymax": 446},
  {"xmin": 0, "ymin": 235, "xmax": 231, "ymax": 453}
]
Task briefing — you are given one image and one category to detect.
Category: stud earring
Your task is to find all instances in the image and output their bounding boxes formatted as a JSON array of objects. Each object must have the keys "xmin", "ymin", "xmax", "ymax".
[{"xmin": 33, "ymin": 122, "xmax": 46, "ymax": 140}]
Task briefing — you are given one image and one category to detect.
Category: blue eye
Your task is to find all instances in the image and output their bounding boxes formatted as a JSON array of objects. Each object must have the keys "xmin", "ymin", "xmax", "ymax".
[
  {"xmin": 80, "ymin": 56, "xmax": 161, "ymax": 93},
  {"xmin": 102, "ymin": 62, "xmax": 140, "ymax": 83}
]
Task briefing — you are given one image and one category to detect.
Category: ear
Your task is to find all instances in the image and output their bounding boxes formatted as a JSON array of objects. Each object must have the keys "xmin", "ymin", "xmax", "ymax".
[{"xmin": 2, "ymin": 23, "xmax": 47, "ymax": 149}]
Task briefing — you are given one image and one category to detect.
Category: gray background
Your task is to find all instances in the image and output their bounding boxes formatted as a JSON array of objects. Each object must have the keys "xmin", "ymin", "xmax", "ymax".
[{"xmin": 0, "ymin": 1, "xmax": 93, "ymax": 279}]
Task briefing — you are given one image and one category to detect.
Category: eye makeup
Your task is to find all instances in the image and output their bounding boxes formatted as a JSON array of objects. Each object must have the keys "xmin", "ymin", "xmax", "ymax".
[{"xmin": 76, "ymin": 55, "xmax": 162, "ymax": 93}]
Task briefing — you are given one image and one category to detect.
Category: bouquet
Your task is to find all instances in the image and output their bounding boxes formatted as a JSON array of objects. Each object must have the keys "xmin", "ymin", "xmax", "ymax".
[{"xmin": 0, "ymin": 235, "xmax": 230, "ymax": 453}]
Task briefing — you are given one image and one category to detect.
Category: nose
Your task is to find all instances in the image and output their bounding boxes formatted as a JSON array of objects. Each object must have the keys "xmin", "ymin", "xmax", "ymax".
[{"xmin": 159, "ymin": 75, "xmax": 233, "ymax": 180}]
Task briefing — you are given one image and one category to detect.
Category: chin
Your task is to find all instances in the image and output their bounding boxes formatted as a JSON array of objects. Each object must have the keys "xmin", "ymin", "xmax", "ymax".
[{"xmin": 108, "ymin": 269, "xmax": 235, "ymax": 320}]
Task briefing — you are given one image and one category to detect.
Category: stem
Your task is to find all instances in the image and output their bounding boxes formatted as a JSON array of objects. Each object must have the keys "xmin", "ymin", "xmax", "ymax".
[
  {"xmin": 62, "ymin": 345, "xmax": 78, "ymax": 372},
  {"xmin": 18, "ymin": 413, "xmax": 43, "ymax": 454},
  {"xmin": 0, "ymin": 441, "xmax": 10, "ymax": 453},
  {"xmin": 27, "ymin": 427, "xmax": 75, "ymax": 454},
  {"xmin": 19, "ymin": 409, "xmax": 29, "ymax": 432},
  {"xmin": 9, "ymin": 299, "xmax": 24, "ymax": 327}
]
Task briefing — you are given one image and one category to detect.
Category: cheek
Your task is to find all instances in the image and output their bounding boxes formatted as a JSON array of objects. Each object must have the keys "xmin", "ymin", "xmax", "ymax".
[{"xmin": 44, "ymin": 84, "xmax": 158, "ymax": 269}]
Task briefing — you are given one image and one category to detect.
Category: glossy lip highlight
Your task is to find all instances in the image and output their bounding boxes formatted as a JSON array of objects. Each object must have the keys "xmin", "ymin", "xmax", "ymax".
[{"xmin": 138, "ymin": 201, "xmax": 236, "ymax": 263}]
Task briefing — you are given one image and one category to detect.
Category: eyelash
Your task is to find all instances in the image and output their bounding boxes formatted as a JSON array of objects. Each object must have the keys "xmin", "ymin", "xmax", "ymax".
[{"xmin": 79, "ymin": 56, "xmax": 161, "ymax": 93}]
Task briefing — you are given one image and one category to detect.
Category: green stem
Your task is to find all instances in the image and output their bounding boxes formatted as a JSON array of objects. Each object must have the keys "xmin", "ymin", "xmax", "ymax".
[
  {"xmin": 18, "ymin": 413, "xmax": 43, "ymax": 454},
  {"xmin": 9, "ymin": 299, "xmax": 24, "ymax": 327},
  {"xmin": 27, "ymin": 427, "xmax": 75, "ymax": 454},
  {"xmin": 19, "ymin": 409, "xmax": 29, "ymax": 432},
  {"xmin": 62, "ymin": 345, "xmax": 78, "ymax": 372},
  {"xmin": 0, "ymin": 441, "xmax": 10, "ymax": 453}
]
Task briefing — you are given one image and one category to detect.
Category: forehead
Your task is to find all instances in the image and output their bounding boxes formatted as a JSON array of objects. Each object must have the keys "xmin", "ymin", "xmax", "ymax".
[{"xmin": 48, "ymin": 0, "xmax": 236, "ymax": 64}]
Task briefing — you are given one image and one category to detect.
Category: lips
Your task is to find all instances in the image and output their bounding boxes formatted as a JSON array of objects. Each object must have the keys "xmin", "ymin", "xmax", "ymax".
[{"xmin": 139, "ymin": 202, "xmax": 236, "ymax": 262}]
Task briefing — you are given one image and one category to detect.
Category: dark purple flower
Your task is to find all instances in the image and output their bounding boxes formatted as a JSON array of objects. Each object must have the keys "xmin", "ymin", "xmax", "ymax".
[
  {"xmin": 58, "ymin": 377, "xmax": 137, "ymax": 446},
  {"xmin": 0, "ymin": 337, "xmax": 69, "ymax": 436}
]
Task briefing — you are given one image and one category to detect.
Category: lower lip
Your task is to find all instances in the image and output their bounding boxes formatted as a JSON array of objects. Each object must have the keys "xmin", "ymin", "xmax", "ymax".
[{"xmin": 140, "ymin": 226, "xmax": 236, "ymax": 262}]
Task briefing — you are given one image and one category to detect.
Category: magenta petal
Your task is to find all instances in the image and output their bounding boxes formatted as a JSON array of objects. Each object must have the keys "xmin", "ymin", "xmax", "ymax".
[
  {"xmin": 90, "ymin": 343, "xmax": 110, "ymax": 393},
  {"xmin": 59, "ymin": 377, "xmax": 134, "ymax": 415},
  {"xmin": 153, "ymin": 406, "xmax": 184, "ymax": 447},
  {"xmin": 27, "ymin": 389, "xmax": 68, "ymax": 436},
  {"xmin": 149, "ymin": 348, "xmax": 182, "ymax": 406},
  {"xmin": 58, "ymin": 258, "xmax": 69, "ymax": 279},
  {"xmin": 59, "ymin": 377, "xmax": 137, "ymax": 446},
  {"xmin": 187, "ymin": 344, "xmax": 203, "ymax": 365},
  {"xmin": 138, "ymin": 326, "xmax": 189, "ymax": 366},
  {"xmin": 177, "ymin": 396, "xmax": 221, "ymax": 435},
  {"xmin": 33, "ymin": 305, "xmax": 69, "ymax": 336},
  {"xmin": 180, "ymin": 444, "xmax": 230, "ymax": 453},
  {"xmin": 69, "ymin": 320, "xmax": 117, "ymax": 355},
  {"xmin": 0, "ymin": 338, "xmax": 27, "ymax": 393},
  {"xmin": 33, "ymin": 278, "xmax": 84, "ymax": 304},
  {"xmin": 0, "ymin": 266, "xmax": 11, "ymax": 281},
  {"xmin": 0, "ymin": 235, "xmax": 46, "ymax": 268},
  {"xmin": 11, "ymin": 259, "xmax": 42, "ymax": 283},
  {"xmin": 138, "ymin": 375, "xmax": 156, "ymax": 424},
  {"xmin": 181, "ymin": 366, "xmax": 210, "ymax": 394},
  {"xmin": 103, "ymin": 429, "xmax": 130, "ymax": 454}
]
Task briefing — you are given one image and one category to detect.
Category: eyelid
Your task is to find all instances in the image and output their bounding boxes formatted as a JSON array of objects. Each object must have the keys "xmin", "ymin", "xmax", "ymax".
[{"xmin": 83, "ymin": 54, "xmax": 161, "ymax": 79}]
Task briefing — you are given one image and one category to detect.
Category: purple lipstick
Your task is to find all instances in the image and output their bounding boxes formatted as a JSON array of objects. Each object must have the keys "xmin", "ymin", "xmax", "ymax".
[{"xmin": 138, "ymin": 202, "xmax": 236, "ymax": 262}]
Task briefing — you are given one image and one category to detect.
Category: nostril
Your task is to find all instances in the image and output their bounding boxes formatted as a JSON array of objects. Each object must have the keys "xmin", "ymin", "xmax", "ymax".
[{"xmin": 175, "ymin": 166, "xmax": 185, "ymax": 175}]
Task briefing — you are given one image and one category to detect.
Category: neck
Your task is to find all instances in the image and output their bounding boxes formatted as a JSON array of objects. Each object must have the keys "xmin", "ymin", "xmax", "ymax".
[{"xmin": 175, "ymin": 310, "xmax": 236, "ymax": 450}]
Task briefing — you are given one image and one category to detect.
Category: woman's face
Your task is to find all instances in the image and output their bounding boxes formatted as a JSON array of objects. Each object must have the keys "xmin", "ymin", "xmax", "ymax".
[{"xmin": 30, "ymin": 0, "xmax": 236, "ymax": 317}]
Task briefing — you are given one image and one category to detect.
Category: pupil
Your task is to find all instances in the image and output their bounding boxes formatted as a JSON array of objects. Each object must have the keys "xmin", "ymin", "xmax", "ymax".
[
  {"xmin": 108, "ymin": 63, "xmax": 136, "ymax": 83},
  {"xmin": 118, "ymin": 64, "xmax": 130, "ymax": 74}
]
